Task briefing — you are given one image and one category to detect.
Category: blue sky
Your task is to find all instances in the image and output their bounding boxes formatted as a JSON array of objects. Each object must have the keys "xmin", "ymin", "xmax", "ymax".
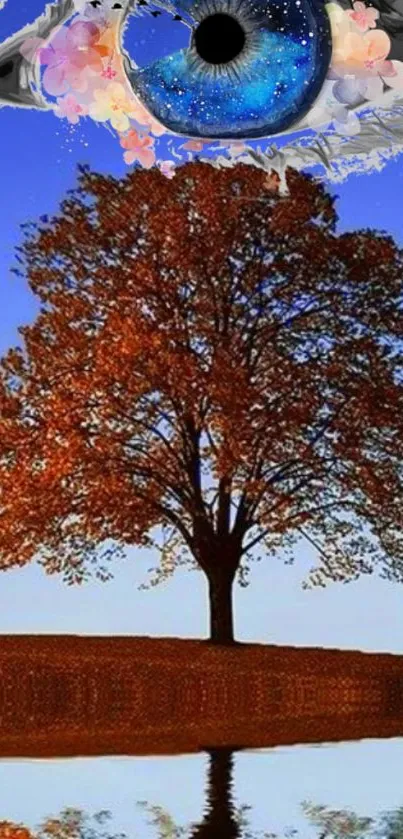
[{"xmin": 1, "ymin": 0, "xmax": 403, "ymax": 651}]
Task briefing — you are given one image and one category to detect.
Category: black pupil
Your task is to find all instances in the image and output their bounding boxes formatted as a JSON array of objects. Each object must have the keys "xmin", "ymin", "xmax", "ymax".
[{"xmin": 194, "ymin": 13, "xmax": 246, "ymax": 64}]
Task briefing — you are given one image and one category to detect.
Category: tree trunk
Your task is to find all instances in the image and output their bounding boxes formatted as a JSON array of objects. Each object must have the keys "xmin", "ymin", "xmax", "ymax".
[
  {"xmin": 206, "ymin": 567, "xmax": 236, "ymax": 644},
  {"xmin": 189, "ymin": 749, "xmax": 240, "ymax": 838}
]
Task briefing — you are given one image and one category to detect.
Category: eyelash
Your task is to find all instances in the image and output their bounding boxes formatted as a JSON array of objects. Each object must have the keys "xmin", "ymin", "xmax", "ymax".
[{"xmin": 90, "ymin": 1, "xmax": 124, "ymax": 8}]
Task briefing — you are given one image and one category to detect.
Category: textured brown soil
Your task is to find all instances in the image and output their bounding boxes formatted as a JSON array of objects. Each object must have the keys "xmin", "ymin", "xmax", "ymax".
[
  {"xmin": 1, "ymin": 634, "xmax": 403, "ymax": 757},
  {"xmin": 2, "ymin": 633, "xmax": 403, "ymax": 672}
]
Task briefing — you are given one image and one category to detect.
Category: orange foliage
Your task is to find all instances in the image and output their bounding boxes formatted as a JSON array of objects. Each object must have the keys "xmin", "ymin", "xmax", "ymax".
[{"xmin": 0, "ymin": 161, "xmax": 403, "ymax": 607}]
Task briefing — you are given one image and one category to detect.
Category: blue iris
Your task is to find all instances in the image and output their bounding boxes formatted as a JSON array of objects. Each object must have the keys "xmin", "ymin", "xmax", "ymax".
[{"xmin": 128, "ymin": 0, "xmax": 332, "ymax": 139}]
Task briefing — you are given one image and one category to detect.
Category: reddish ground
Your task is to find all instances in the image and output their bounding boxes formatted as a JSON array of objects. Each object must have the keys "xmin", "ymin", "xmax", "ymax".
[{"xmin": 1, "ymin": 635, "xmax": 403, "ymax": 756}]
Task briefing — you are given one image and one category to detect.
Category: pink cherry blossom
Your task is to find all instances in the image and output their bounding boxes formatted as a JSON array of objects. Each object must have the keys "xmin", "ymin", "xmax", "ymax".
[
  {"xmin": 215, "ymin": 140, "xmax": 246, "ymax": 157},
  {"xmin": 101, "ymin": 64, "xmax": 117, "ymax": 80},
  {"xmin": 89, "ymin": 82, "xmax": 136, "ymax": 131},
  {"xmin": 54, "ymin": 94, "xmax": 88, "ymax": 124},
  {"xmin": 227, "ymin": 141, "xmax": 246, "ymax": 156},
  {"xmin": 40, "ymin": 21, "xmax": 109, "ymax": 96},
  {"xmin": 127, "ymin": 101, "xmax": 167, "ymax": 136},
  {"xmin": 181, "ymin": 139, "xmax": 211, "ymax": 151},
  {"xmin": 159, "ymin": 160, "xmax": 176, "ymax": 178},
  {"xmin": 140, "ymin": 112, "xmax": 167, "ymax": 137},
  {"xmin": 119, "ymin": 130, "xmax": 156, "ymax": 168},
  {"xmin": 147, "ymin": 116, "xmax": 167, "ymax": 137},
  {"xmin": 347, "ymin": 1, "xmax": 379, "ymax": 32},
  {"xmin": 332, "ymin": 28, "xmax": 391, "ymax": 78}
]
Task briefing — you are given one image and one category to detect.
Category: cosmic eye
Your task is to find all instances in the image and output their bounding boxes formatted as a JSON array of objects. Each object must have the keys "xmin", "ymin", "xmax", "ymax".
[
  {"xmin": 3, "ymin": 0, "xmax": 403, "ymax": 177},
  {"xmin": 127, "ymin": 0, "xmax": 332, "ymax": 139}
]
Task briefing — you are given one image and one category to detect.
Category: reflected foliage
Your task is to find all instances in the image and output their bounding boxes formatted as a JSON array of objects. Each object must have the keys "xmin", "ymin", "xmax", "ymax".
[
  {"xmin": 0, "ymin": 811, "xmax": 126, "ymax": 839},
  {"xmin": 37, "ymin": 810, "xmax": 127, "ymax": 839},
  {"xmin": 2, "ymin": 748, "xmax": 403, "ymax": 838},
  {"xmin": 136, "ymin": 799, "xmax": 403, "ymax": 839},
  {"xmin": 300, "ymin": 801, "xmax": 374, "ymax": 838},
  {"xmin": 136, "ymin": 802, "xmax": 187, "ymax": 838},
  {"xmin": 374, "ymin": 807, "xmax": 403, "ymax": 839}
]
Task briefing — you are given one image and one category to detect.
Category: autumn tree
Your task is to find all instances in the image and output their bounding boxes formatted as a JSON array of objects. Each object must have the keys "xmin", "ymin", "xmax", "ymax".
[{"xmin": 1, "ymin": 161, "xmax": 403, "ymax": 643}]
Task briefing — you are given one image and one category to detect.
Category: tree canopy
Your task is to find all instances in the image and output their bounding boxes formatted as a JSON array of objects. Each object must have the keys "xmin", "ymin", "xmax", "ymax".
[{"xmin": 1, "ymin": 161, "xmax": 402, "ymax": 642}]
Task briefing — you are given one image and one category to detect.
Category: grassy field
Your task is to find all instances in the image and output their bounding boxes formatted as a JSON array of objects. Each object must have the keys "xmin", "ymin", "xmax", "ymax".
[{"xmin": 1, "ymin": 635, "xmax": 403, "ymax": 756}]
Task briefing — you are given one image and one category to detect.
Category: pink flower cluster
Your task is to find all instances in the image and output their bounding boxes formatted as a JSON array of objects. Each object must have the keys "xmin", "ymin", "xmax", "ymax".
[
  {"xmin": 20, "ymin": 12, "xmax": 177, "ymax": 173},
  {"xmin": 308, "ymin": 0, "xmax": 403, "ymax": 135},
  {"xmin": 40, "ymin": 21, "xmax": 108, "ymax": 96},
  {"xmin": 346, "ymin": 1, "xmax": 379, "ymax": 31}
]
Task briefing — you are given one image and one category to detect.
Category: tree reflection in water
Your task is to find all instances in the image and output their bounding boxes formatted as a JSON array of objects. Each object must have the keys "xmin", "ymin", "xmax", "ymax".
[{"xmin": 2, "ymin": 748, "xmax": 403, "ymax": 839}]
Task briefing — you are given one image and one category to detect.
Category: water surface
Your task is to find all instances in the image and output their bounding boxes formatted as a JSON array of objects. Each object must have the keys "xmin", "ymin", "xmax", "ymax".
[{"xmin": 2, "ymin": 738, "xmax": 403, "ymax": 838}]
